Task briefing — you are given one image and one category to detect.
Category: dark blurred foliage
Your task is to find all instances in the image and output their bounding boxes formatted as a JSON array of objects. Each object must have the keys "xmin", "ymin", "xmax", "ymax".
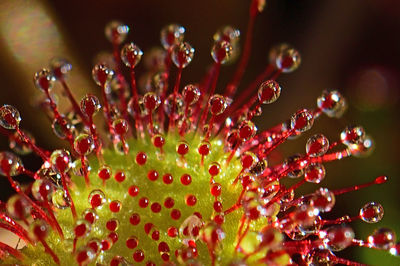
[{"xmin": 0, "ymin": 0, "xmax": 399, "ymax": 264}]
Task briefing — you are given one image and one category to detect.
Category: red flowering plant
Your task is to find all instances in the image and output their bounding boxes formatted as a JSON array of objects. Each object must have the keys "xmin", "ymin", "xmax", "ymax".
[{"xmin": 0, "ymin": 0, "xmax": 399, "ymax": 265}]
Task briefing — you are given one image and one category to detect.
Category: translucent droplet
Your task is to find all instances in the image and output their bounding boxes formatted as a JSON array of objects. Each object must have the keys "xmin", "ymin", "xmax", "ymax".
[
  {"xmin": 81, "ymin": 94, "xmax": 101, "ymax": 117},
  {"xmin": 35, "ymin": 166, "xmax": 61, "ymax": 187},
  {"xmin": 31, "ymin": 179, "xmax": 54, "ymax": 202},
  {"xmin": 121, "ymin": 43, "xmax": 143, "ymax": 68},
  {"xmin": 209, "ymin": 94, "xmax": 227, "ymax": 116},
  {"xmin": 324, "ymin": 225, "xmax": 354, "ymax": 251},
  {"xmin": 6, "ymin": 194, "xmax": 30, "ymax": 219},
  {"xmin": 284, "ymin": 154, "xmax": 304, "ymax": 178},
  {"xmin": 50, "ymin": 149, "xmax": 71, "ymax": 174},
  {"xmin": 360, "ymin": 202, "xmax": 384, "ymax": 223},
  {"xmin": 213, "ymin": 26, "xmax": 240, "ymax": 44},
  {"xmin": 340, "ymin": 125, "xmax": 365, "ymax": 146},
  {"xmin": 0, "ymin": 105, "xmax": 21, "ymax": 130},
  {"xmin": 306, "ymin": 134, "xmax": 329, "ymax": 157},
  {"xmin": 88, "ymin": 189, "xmax": 106, "ymax": 208},
  {"xmin": 112, "ymin": 118, "xmax": 128, "ymax": 136},
  {"xmin": 52, "ymin": 188, "xmax": 70, "ymax": 209},
  {"xmin": 182, "ymin": 84, "xmax": 200, "ymax": 105},
  {"xmin": 238, "ymin": 120, "xmax": 257, "ymax": 141},
  {"xmin": 317, "ymin": 90, "xmax": 347, "ymax": 118},
  {"xmin": 311, "ymin": 188, "xmax": 335, "ymax": 212},
  {"xmin": 171, "ymin": 42, "xmax": 194, "ymax": 68},
  {"xmin": 143, "ymin": 92, "xmax": 161, "ymax": 111},
  {"xmin": 52, "ymin": 116, "xmax": 74, "ymax": 140},
  {"xmin": 348, "ymin": 135, "xmax": 374, "ymax": 157},
  {"xmin": 92, "ymin": 64, "xmax": 114, "ymax": 86},
  {"xmin": 368, "ymin": 228, "xmax": 396, "ymax": 250},
  {"xmin": 164, "ymin": 93, "xmax": 184, "ymax": 118},
  {"xmin": 50, "ymin": 57, "xmax": 72, "ymax": 79},
  {"xmin": 290, "ymin": 109, "xmax": 314, "ymax": 133},
  {"xmin": 9, "ymin": 130, "xmax": 33, "ymax": 155},
  {"xmin": 105, "ymin": 21, "xmax": 129, "ymax": 44},
  {"xmin": 72, "ymin": 158, "xmax": 91, "ymax": 177},
  {"xmin": 211, "ymin": 40, "xmax": 233, "ymax": 64},
  {"xmin": 304, "ymin": 163, "xmax": 326, "ymax": 183},
  {"xmin": 160, "ymin": 24, "xmax": 185, "ymax": 49},
  {"xmin": 270, "ymin": 44, "xmax": 301, "ymax": 73},
  {"xmin": 0, "ymin": 151, "xmax": 22, "ymax": 176},
  {"xmin": 74, "ymin": 134, "xmax": 95, "ymax": 156},
  {"xmin": 258, "ymin": 80, "xmax": 281, "ymax": 104},
  {"xmin": 34, "ymin": 68, "xmax": 56, "ymax": 91}
]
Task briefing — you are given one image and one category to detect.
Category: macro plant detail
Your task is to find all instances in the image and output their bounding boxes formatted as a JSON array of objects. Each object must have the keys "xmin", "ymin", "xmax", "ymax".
[{"xmin": 0, "ymin": 0, "xmax": 398, "ymax": 265}]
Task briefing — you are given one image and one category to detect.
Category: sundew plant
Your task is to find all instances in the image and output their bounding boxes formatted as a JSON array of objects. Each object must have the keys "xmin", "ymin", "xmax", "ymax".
[{"xmin": 0, "ymin": 0, "xmax": 399, "ymax": 265}]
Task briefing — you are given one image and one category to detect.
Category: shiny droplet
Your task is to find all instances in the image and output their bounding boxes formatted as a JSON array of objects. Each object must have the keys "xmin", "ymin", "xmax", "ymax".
[
  {"xmin": 271, "ymin": 44, "xmax": 301, "ymax": 73},
  {"xmin": 81, "ymin": 94, "xmax": 101, "ymax": 117},
  {"xmin": 0, "ymin": 105, "xmax": 21, "ymax": 130},
  {"xmin": 171, "ymin": 42, "xmax": 194, "ymax": 68},
  {"xmin": 34, "ymin": 68, "xmax": 56, "ymax": 91},
  {"xmin": 50, "ymin": 57, "xmax": 72, "ymax": 79},
  {"xmin": 306, "ymin": 134, "xmax": 329, "ymax": 157},
  {"xmin": 211, "ymin": 40, "xmax": 233, "ymax": 64},
  {"xmin": 368, "ymin": 228, "xmax": 396, "ymax": 250},
  {"xmin": 304, "ymin": 163, "xmax": 326, "ymax": 183},
  {"xmin": 290, "ymin": 109, "xmax": 314, "ymax": 133},
  {"xmin": 182, "ymin": 84, "xmax": 200, "ymax": 106},
  {"xmin": 160, "ymin": 24, "xmax": 185, "ymax": 49},
  {"xmin": 258, "ymin": 80, "xmax": 281, "ymax": 104},
  {"xmin": 209, "ymin": 94, "xmax": 227, "ymax": 116},
  {"xmin": 74, "ymin": 134, "xmax": 95, "ymax": 156},
  {"xmin": 360, "ymin": 202, "xmax": 384, "ymax": 223},
  {"xmin": 311, "ymin": 188, "xmax": 335, "ymax": 213},
  {"xmin": 0, "ymin": 151, "xmax": 23, "ymax": 176},
  {"xmin": 121, "ymin": 42, "xmax": 143, "ymax": 68},
  {"xmin": 213, "ymin": 26, "xmax": 240, "ymax": 44},
  {"xmin": 92, "ymin": 64, "xmax": 114, "ymax": 86},
  {"xmin": 105, "ymin": 21, "xmax": 129, "ymax": 44},
  {"xmin": 340, "ymin": 125, "xmax": 365, "ymax": 146},
  {"xmin": 317, "ymin": 90, "xmax": 347, "ymax": 118},
  {"xmin": 50, "ymin": 149, "xmax": 71, "ymax": 174},
  {"xmin": 324, "ymin": 225, "xmax": 354, "ymax": 251}
]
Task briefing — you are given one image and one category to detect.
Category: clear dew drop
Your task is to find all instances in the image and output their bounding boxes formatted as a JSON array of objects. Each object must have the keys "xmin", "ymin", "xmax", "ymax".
[
  {"xmin": 80, "ymin": 94, "xmax": 101, "ymax": 117},
  {"xmin": 34, "ymin": 68, "xmax": 56, "ymax": 91},
  {"xmin": 209, "ymin": 94, "xmax": 227, "ymax": 116},
  {"xmin": 340, "ymin": 125, "xmax": 365, "ymax": 146},
  {"xmin": 50, "ymin": 57, "xmax": 72, "ymax": 79},
  {"xmin": 211, "ymin": 40, "xmax": 233, "ymax": 64},
  {"xmin": 213, "ymin": 25, "xmax": 240, "ymax": 45},
  {"xmin": 52, "ymin": 188, "xmax": 70, "ymax": 209},
  {"xmin": 349, "ymin": 134, "xmax": 374, "ymax": 158},
  {"xmin": 171, "ymin": 42, "xmax": 195, "ymax": 69},
  {"xmin": 284, "ymin": 154, "xmax": 304, "ymax": 178},
  {"xmin": 182, "ymin": 84, "xmax": 201, "ymax": 106},
  {"xmin": 0, "ymin": 151, "xmax": 23, "ymax": 176},
  {"xmin": 121, "ymin": 42, "xmax": 143, "ymax": 68},
  {"xmin": 105, "ymin": 21, "xmax": 129, "ymax": 44},
  {"xmin": 368, "ymin": 228, "xmax": 396, "ymax": 250},
  {"xmin": 311, "ymin": 188, "xmax": 335, "ymax": 213},
  {"xmin": 273, "ymin": 44, "xmax": 301, "ymax": 73},
  {"xmin": 324, "ymin": 225, "xmax": 354, "ymax": 251},
  {"xmin": 52, "ymin": 116, "xmax": 75, "ymax": 140},
  {"xmin": 31, "ymin": 178, "xmax": 54, "ymax": 202},
  {"xmin": 50, "ymin": 149, "xmax": 72, "ymax": 174},
  {"xmin": 360, "ymin": 202, "xmax": 384, "ymax": 223},
  {"xmin": 0, "ymin": 105, "xmax": 21, "ymax": 130},
  {"xmin": 74, "ymin": 133, "xmax": 95, "ymax": 156},
  {"xmin": 306, "ymin": 133, "xmax": 329, "ymax": 157},
  {"xmin": 317, "ymin": 90, "xmax": 347, "ymax": 118},
  {"xmin": 6, "ymin": 194, "xmax": 30, "ymax": 219},
  {"xmin": 92, "ymin": 64, "xmax": 115, "ymax": 86},
  {"xmin": 160, "ymin": 24, "xmax": 185, "ymax": 49},
  {"xmin": 258, "ymin": 80, "xmax": 281, "ymax": 104},
  {"xmin": 304, "ymin": 163, "xmax": 326, "ymax": 184},
  {"xmin": 290, "ymin": 109, "xmax": 314, "ymax": 133}
]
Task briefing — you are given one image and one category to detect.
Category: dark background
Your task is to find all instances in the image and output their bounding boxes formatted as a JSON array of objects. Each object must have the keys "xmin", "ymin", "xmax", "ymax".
[{"xmin": 0, "ymin": 0, "xmax": 399, "ymax": 264}]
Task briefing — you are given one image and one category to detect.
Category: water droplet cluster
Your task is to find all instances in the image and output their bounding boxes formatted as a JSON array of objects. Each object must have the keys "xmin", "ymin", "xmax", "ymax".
[{"xmin": 0, "ymin": 1, "xmax": 397, "ymax": 265}]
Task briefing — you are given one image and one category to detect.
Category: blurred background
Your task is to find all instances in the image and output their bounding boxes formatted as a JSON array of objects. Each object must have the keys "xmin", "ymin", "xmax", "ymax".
[{"xmin": 0, "ymin": 0, "xmax": 399, "ymax": 264}]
